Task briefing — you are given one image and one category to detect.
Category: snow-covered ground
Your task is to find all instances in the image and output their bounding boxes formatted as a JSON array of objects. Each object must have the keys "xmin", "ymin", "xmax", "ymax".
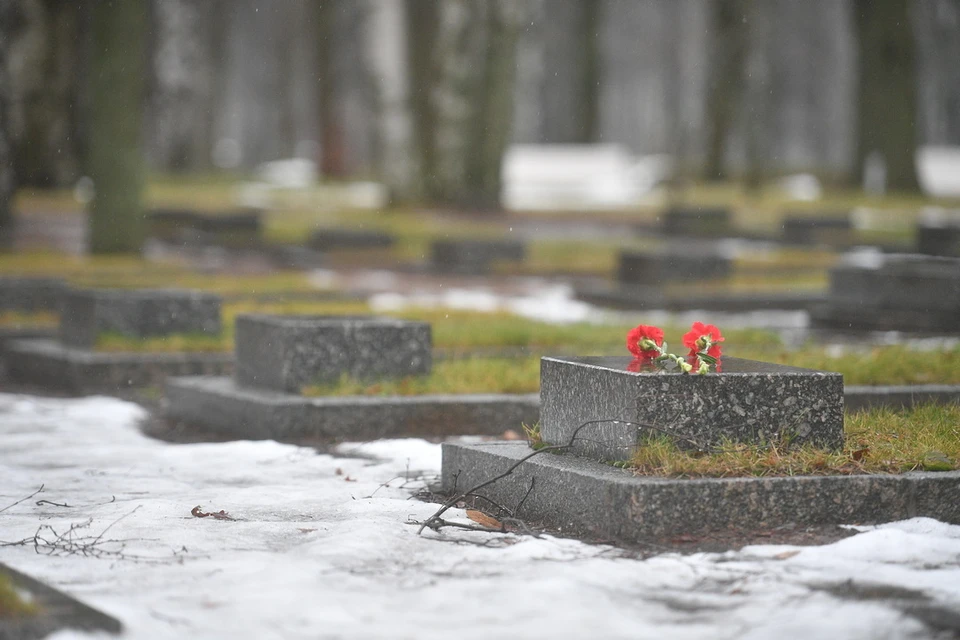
[{"xmin": 1, "ymin": 393, "xmax": 958, "ymax": 639}]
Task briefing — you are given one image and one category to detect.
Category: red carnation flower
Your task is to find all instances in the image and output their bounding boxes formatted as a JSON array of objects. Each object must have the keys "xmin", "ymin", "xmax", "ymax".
[
  {"xmin": 682, "ymin": 321, "xmax": 724, "ymax": 359},
  {"xmin": 626, "ymin": 324, "xmax": 664, "ymax": 358}
]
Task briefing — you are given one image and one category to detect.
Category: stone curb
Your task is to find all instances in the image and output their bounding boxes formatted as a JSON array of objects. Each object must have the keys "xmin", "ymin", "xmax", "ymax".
[
  {"xmin": 0, "ymin": 562, "xmax": 122, "ymax": 639},
  {"xmin": 441, "ymin": 441, "xmax": 960, "ymax": 542},
  {"xmin": 845, "ymin": 384, "xmax": 960, "ymax": 411},
  {"xmin": 575, "ymin": 285, "xmax": 824, "ymax": 312},
  {"xmin": 165, "ymin": 376, "xmax": 539, "ymax": 441},
  {"xmin": 5, "ymin": 339, "xmax": 233, "ymax": 393}
]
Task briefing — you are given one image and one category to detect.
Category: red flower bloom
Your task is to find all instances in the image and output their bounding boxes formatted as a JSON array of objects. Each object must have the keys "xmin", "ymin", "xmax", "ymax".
[
  {"xmin": 626, "ymin": 324, "xmax": 664, "ymax": 358},
  {"xmin": 682, "ymin": 321, "xmax": 724, "ymax": 358}
]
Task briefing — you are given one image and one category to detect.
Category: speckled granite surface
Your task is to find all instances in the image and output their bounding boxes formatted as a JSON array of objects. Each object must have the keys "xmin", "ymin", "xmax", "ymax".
[{"xmin": 540, "ymin": 356, "xmax": 843, "ymax": 461}]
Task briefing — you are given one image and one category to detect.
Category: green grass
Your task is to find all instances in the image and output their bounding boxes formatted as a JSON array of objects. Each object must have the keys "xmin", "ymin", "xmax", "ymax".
[
  {"xmin": 626, "ymin": 403, "xmax": 960, "ymax": 477},
  {"xmin": 301, "ymin": 357, "xmax": 541, "ymax": 397},
  {"xmin": 0, "ymin": 310, "xmax": 58, "ymax": 329},
  {"xmin": 0, "ymin": 573, "xmax": 38, "ymax": 618}
]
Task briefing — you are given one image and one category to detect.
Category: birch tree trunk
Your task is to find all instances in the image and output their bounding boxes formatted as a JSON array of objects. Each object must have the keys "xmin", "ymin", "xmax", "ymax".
[{"xmin": 87, "ymin": 0, "xmax": 147, "ymax": 254}]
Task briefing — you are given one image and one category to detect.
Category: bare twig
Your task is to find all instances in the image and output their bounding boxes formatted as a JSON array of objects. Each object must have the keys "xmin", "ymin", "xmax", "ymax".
[{"xmin": 0, "ymin": 484, "xmax": 44, "ymax": 514}]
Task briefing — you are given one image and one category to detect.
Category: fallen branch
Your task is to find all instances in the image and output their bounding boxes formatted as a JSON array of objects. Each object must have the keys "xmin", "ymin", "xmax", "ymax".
[
  {"xmin": 0, "ymin": 484, "xmax": 44, "ymax": 514},
  {"xmin": 417, "ymin": 417, "xmax": 674, "ymax": 535}
]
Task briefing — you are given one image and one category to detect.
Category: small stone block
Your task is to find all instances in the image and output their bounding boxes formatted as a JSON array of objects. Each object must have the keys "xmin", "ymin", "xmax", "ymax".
[
  {"xmin": 617, "ymin": 250, "xmax": 732, "ymax": 284},
  {"xmin": 0, "ymin": 277, "xmax": 66, "ymax": 312},
  {"xmin": 59, "ymin": 288, "xmax": 222, "ymax": 348},
  {"xmin": 782, "ymin": 213, "xmax": 853, "ymax": 245},
  {"xmin": 309, "ymin": 228, "xmax": 395, "ymax": 251},
  {"xmin": 234, "ymin": 314, "xmax": 432, "ymax": 392},
  {"xmin": 540, "ymin": 356, "xmax": 844, "ymax": 461},
  {"xmin": 431, "ymin": 239, "xmax": 526, "ymax": 274},
  {"xmin": 661, "ymin": 206, "xmax": 732, "ymax": 236},
  {"xmin": 917, "ymin": 222, "xmax": 960, "ymax": 257}
]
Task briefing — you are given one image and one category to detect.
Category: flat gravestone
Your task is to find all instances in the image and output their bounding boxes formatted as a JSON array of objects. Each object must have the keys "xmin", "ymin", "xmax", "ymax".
[
  {"xmin": 431, "ymin": 239, "xmax": 525, "ymax": 275},
  {"xmin": 234, "ymin": 314, "xmax": 431, "ymax": 393},
  {"xmin": 59, "ymin": 288, "xmax": 222, "ymax": 349},
  {"xmin": 917, "ymin": 222, "xmax": 960, "ymax": 257},
  {"xmin": 815, "ymin": 253, "xmax": 960, "ymax": 333},
  {"xmin": 661, "ymin": 206, "xmax": 732, "ymax": 237},
  {"xmin": 781, "ymin": 213, "xmax": 853, "ymax": 246},
  {"xmin": 308, "ymin": 228, "xmax": 395, "ymax": 251},
  {"xmin": 0, "ymin": 277, "xmax": 66, "ymax": 312},
  {"xmin": 617, "ymin": 249, "xmax": 732, "ymax": 285},
  {"xmin": 146, "ymin": 208, "xmax": 262, "ymax": 247},
  {"xmin": 540, "ymin": 355, "xmax": 843, "ymax": 461}
]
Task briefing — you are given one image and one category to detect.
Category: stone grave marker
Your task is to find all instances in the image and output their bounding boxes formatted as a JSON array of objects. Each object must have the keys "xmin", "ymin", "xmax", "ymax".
[
  {"xmin": 166, "ymin": 314, "xmax": 538, "ymax": 439},
  {"xmin": 916, "ymin": 212, "xmax": 960, "ymax": 257},
  {"xmin": 813, "ymin": 253, "xmax": 960, "ymax": 333},
  {"xmin": 59, "ymin": 288, "xmax": 222, "ymax": 349},
  {"xmin": 234, "ymin": 314, "xmax": 431, "ymax": 392},
  {"xmin": 617, "ymin": 249, "xmax": 732, "ymax": 285},
  {"xmin": 431, "ymin": 238, "xmax": 526, "ymax": 275},
  {"xmin": 6, "ymin": 287, "xmax": 231, "ymax": 392},
  {"xmin": 308, "ymin": 228, "xmax": 396, "ymax": 251},
  {"xmin": 781, "ymin": 212, "xmax": 853, "ymax": 246},
  {"xmin": 0, "ymin": 277, "xmax": 66, "ymax": 313},
  {"xmin": 661, "ymin": 206, "xmax": 732, "ymax": 237},
  {"xmin": 539, "ymin": 355, "xmax": 844, "ymax": 461}
]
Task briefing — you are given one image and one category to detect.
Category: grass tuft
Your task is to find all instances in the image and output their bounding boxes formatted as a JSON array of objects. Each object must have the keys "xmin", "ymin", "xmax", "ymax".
[{"xmin": 626, "ymin": 403, "xmax": 960, "ymax": 478}]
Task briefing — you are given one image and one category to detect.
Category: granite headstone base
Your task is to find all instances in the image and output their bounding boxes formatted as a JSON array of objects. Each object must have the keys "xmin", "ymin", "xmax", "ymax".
[
  {"xmin": 441, "ymin": 441, "xmax": 960, "ymax": 542},
  {"xmin": 661, "ymin": 206, "xmax": 732, "ymax": 237},
  {"xmin": 430, "ymin": 239, "xmax": 526, "ymax": 275},
  {"xmin": 308, "ymin": 228, "xmax": 396, "ymax": 251},
  {"xmin": 234, "ymin": 314, "xmax": 431, "ymax": 392},
  {"xmin": 5, "ymin": 339, "xmax": 233, "ymax": 393},
  {"xmin": 147, "ymin": 208, "xmax": 263, "ymax": 248},
  {"xmin": 540, "ymin": 356, "xmax": 844, "ymax": 461},
  {"xmin": 781, "ymin": 213, "xmax": 853, "ymax": 246},
  {"xmin": 59, "ymin": 288, "xmax": 222, "ymax": 349},
  {"xmin": 0, "ymin": 277, "xmax": 66, "ymax": 312},
  {"xmin": 814, "ymin": 254, "xmax": 960, "ymax": 333},
  {"xmin": 916, "ymin": 222, "xmax": 960, "ymax": 257},
  {"xmin": 165, "ymin": 376, "xmax": 539, "ymax": 441},
  {"xmin": 0, "ymin": 563, "xmax": 122, "ymax": 639},
  {"xmin": 617, "ymin": 250, "xmax": 733, "ymax": 284}
]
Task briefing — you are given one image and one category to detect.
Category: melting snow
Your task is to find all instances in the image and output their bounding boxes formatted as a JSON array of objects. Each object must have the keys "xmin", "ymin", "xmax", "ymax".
[{"xmin": 0, "ymin": 393, "xmax": 957, "ymax": 639}]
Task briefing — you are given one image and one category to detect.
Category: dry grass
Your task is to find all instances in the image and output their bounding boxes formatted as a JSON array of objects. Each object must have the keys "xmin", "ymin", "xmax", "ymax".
[
  {"xmin": 0, "ymin": 311, "xmax": 58, "ymax": 329},
  {"xmin": 627, "ymin": 403, "xmax": 960, "ymax": 477}
]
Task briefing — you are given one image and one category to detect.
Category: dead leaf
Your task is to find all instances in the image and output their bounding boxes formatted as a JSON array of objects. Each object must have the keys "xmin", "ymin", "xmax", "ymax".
[
  {"xmin": 335, "ymin": 468, "xmax": 343, "ymax": 476},
  {"xmin": 297, "ymin": 528, "xmax": 317, "ymax": 534},
  {"xmin": 191, "ymin": 506, "xmax": 236, "ymax": 521},
  {"xmin": 344, "ymin": 476, "xmax": 357, "ymax": 482},
  {"xmin": 852, "ymin": 448, "xmax": 869, "ymax": 461},
  {"xmin": 466, "ymin": 509, "xmax": 502, "ymax": 530},
  {"xmin": 774, "ymin": 550, "xmax": 801, "ymax": 560}
]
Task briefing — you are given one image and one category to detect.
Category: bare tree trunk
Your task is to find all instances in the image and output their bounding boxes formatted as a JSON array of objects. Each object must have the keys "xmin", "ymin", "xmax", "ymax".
[
  {"xmin": 419, "ymin": 0, "xmax": 524, "ymax": 210},
  {"xmin": 704, "ymin": 0, "xmax": 750, "ymax": 181},
  {"xmin": 365, "ymin": 0, "xmax": 418, "ymax": 202},
  {"xmin": 87, "ymin": 0, "xmax": 146, "ymax": 254},
  {"xmin": 743, "ymin": 0, "xmax": 772, "ymax": 190},
  {"xmin": 573, "ymin": 0, "xmax": 602, "ymax": 143},
  {"xmin": 147, "ymin": 0, "xmax": 215, "ymax": 172},
  {"xmin": 853, "ymin": 0, "xmax": 920, "ymax": 192},
  {"xmin": 406, "ymin": 0, "xmax": 441, "ymax": 200},
  {"xmin": 316, "ymin": 0, "xmax": 345, "ymax": 177},
  {"xmin": 0, "ymin": 0, "xmax": 25, "ymax": 246}
]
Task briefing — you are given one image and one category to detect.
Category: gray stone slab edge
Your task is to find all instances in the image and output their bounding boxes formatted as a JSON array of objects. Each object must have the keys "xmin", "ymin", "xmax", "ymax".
[
  {"xmin": 164, "ymin": 376, "xmax": 539, "ymax": 441},
  {"xmin": 441, "ymin": 441, "xmax": 960, "ymax": 542},
  {"xmin": 0, "ymin": 562, "xmax": 122, "ymax": 638},
  {"xmin": 4, "ymin": 339, "xmax": 233, "ymax": 392},
  {"xmin": 844, "ymin": 384, "xmax": 960, "ymax": 411}
]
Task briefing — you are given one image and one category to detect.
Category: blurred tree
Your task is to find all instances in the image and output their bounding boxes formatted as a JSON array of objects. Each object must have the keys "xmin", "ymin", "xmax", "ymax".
[
  {"xmin": 87, "ymin": 0, "xmax": 147, "ymax": 253},
  {"xmin": 573, "ymin": 0, "xmax": 602, "ymax": 143},
  {"xmin": 409, "ymin": 0, "xmax": 525, "ymax": 209},
  {"xmin": 704, "ymin": 0, "xmax": 750, "ymax": 181},
  {"xmin": 0, "ymin": 0, "xmax": 24, "ymax": 246},
  {"xmin": 854, "ymin": 0, "xmax": 920, "ymax": 192},
  {"xmin": 5, "ymin": 0, "xmax": 84, "ymax": 188},
  {"xmin": 317, "ymin": 0, "xmax": 345, "ymax": 177}
]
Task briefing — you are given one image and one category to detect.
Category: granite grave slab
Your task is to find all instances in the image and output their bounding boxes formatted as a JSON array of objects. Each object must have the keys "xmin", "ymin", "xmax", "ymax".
[
  {"xmin": 0, "ymin": 277, "xmax": 66, "ymax": 313},
  {"xmin": 781, "ymin": 213, "xmax": 853, "ymax": 246},
  {"xmin": 617, "ymin": 249, "xmax": 732, "ymax": 285},
  {"xmin": 539, "ymin": 356, "xmax": 844, "ymax": 461},
  {"xmin": 661, "ymin": 206, "xmax": 732, "ymax": 237},
  {"xmin": 916, "ymin": 220, "xmax": 960, "ymax": 257},
  {"xmin": 812, "ymin": 254, "xmax": 960, "ymax": 333},
  {"xmin": 431, "ymin": 239, "xmax": 526, "ymax": 275},
  {"xmin": 308, "ymin": 228, "xmax": 396, "ymax": 251},
  {"xmin": 441, "ymin": 441, "xmax": 960, "ymax": 542},
  {"xmin": 59, "ymin": 288, "xmax": 222, "ymax": 349},
  {"xmin": 234, "ymin": 314, "xmax": 431, "ymax": 392}
]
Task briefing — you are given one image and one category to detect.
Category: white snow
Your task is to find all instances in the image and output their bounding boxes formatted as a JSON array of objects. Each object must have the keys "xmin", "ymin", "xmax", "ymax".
[{"xmin": 1, "ymin": 393, "xmax": 958, "ymax": 639}]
